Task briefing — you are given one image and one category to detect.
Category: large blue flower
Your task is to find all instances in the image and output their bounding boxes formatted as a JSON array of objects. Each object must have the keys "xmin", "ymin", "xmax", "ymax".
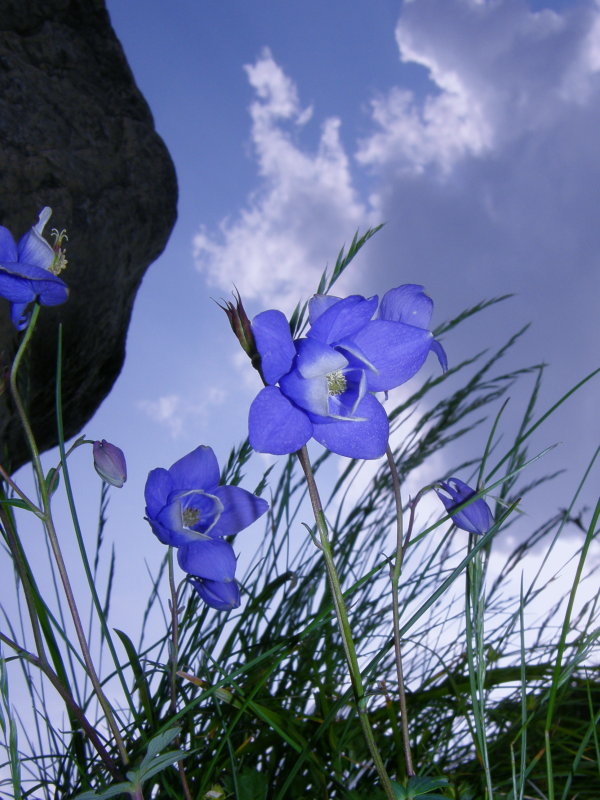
[
  {"xmin": 145, "ymin": 445, "xmax": 268, "ymax": 608},
  {"xmin": 248, "ymin": 285, "xmax": 446, "ymax": 459},
  {"xmin": 0, "ymin": 207, "xmax": 68, "ymax": 330},
  {"xmin": 436, "ymin": 478, "xmax": 494, "ymax": 536}
]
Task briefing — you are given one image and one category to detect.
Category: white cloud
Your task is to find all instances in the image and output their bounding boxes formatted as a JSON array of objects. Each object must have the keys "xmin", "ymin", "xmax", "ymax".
[
  {"xmin": 193, "ymin": 48, "xmax": 369, "ymax": 313},
  {"xmin": 356, "ymin": 0, "xmax": 599, "ymax": 175},
  {"xmin": 138, "ymin": 387, "xmax": 227, "ymax": 438}
]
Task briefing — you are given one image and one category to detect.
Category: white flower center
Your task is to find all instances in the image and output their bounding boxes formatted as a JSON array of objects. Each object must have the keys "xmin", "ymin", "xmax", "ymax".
[
  {"xmin": 326, "ymin": 370, "xmax": 347, "ymax": 396},
  {"xmin": 182, "ymin": 507, "xmax": 200, "ymax": 528}
]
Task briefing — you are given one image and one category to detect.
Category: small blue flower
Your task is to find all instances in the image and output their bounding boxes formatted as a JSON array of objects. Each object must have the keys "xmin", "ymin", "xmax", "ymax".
[
  {"xmin": 436, "ymin": 478, "xmax": 494, "ymax": 535},
  {"xmin": 144, "ymin": 445, "xmax": 268, "ymax": 606},
  {"xmin": 93, "ymin": 439, "xmax": 127, "ymax": 488},
  {"xmin": 248, "ymin": 285, "xmax": 446, "ymax": 459},
  {"xmin": 0, "ymin": 208, "xmax": 69, "ymax": 330}
]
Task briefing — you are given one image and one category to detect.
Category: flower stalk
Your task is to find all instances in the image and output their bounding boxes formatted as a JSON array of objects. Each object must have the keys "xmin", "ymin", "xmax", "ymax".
[
  {"xmin": 386, "ymin": 445, "xmax": 415, "ymax": 778},
  {"xmin": 7, "ymin": 303, "xmax": 129, "ymax": 766},
  {"xmin": 296, "ymin": 446, "xmax": 396, "ymax": 800}
]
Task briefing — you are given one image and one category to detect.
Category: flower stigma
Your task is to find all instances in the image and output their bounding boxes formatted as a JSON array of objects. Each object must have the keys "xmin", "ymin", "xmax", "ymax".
[
  {"xmin": 327, "ymin": 370, "xmax": 347, "ymax": 396},
  {"xmin": 182, "ymin": 506, "xmax": 200, "ymax": 528},
  {"xmin": 50, "ymin": 228, "xmax": 68, "ymax": 275}
]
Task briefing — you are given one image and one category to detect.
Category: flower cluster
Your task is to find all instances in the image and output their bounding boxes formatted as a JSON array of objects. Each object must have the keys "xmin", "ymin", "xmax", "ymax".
[
  {"xmin": 248, "ymin": 285, "xmax": 447, "ymax": 459},
  {"xmin": 436, "ymin": 478, "xmax": 494, "ymax": 536},
  {"xmin": 0, "ymin": 207, "xmax": 69, "ymax": 330},
  {"xmin": 145, "ymin": 446, "xmax": 268, "ymax": 610}
]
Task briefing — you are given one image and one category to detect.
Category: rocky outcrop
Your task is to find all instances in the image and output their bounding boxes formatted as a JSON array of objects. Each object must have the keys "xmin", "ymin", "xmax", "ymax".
[{"xmin": 0, "ymin": 0, "xmax": 178, "ymax": 471}]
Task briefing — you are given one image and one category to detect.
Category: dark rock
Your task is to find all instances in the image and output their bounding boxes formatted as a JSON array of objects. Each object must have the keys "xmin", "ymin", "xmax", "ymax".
[{"xmin": 0, "ymin": 0, "xmax": 178, "ymax": 471}]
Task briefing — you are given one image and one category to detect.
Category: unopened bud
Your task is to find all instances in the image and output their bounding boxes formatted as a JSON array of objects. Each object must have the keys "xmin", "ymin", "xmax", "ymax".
[
  {"xmin": 93, "ymin": 439, "xmax": 127, "ymax": 488},
  {"xmin": 217, "ymin": 289, "xmax": 261, "ymax": 371}
]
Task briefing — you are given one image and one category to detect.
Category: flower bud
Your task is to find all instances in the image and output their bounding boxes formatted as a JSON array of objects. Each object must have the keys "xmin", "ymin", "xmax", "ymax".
[
  {"xmin": 218, "ymin": 289, "xmax": 261, "ymax": 371},
  {"xmin": 93, "ymin": 439, "xmax": 127, "ymax": 488},
  {"xmin": 436, "ymin": 477, "xmax": 494, "ymax": 536}
]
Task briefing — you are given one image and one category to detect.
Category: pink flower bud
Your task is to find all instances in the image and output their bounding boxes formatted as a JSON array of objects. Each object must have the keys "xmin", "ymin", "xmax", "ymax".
[{"xmin": 93, "ymin": 440, "xmax": 127, "ymax": 488}]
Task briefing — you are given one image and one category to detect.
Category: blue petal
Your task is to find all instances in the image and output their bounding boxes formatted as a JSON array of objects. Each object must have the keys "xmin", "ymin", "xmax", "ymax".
[
  {"xmin": 431, "ymin": 339, "xmax": 448, "ymax": 373},
  {"xmin": 210, "ymin": 485, "xmax": 269, "ymax": 537},
  {"xmin": 280, "ymin": 369, "xmax": 329, "ymax": 416},
  {"xmin": 0, "ymin": 262, "xmax": 68, "ymax": 305},
  {"xmin": 295, "ymin": 337, "xmax": 347, "ymax": 379},
  {"xmin": 34, "ymin": 274, "xmax": 69, "ymax": 306},
  {"xmin": 311, "ymin": 393, "xmax": 389, "ymax": 459},
  {"xmin": 10, "ymin": 302, "xmax": 30, "ymax": 331},
  {"xmin": 307, "ymin": 295, "xmax": 378, "ymax": 345},
  {"xmin": 378, "ymin": 285, "xmax": 433, "ymax": 329},
  {"xmin": 353, "ymin": 320, "xmax": 434, "ymax": 392},
  {"xmin": 145, "ymin": 515, "xmax": 176, "ymax": 547},
  {"xmin": 0, "ymin": 227, "xmax": 17, "ymax": 262},
  {"xmin": 144, "ymin": 468, "xmax": 173, "ymax": 518},
  {"xmin": 253, "ymin": 309, "xmax": 296, "ymax": 384},
  {"xmin": 18, "ymin": 229, "xmax": 54, "ymax": 271},
  {"xmin": 168, "ymin": 445, "xmax": 220, "ymax": 492},
  {"xmin": 0, "ymin": 266, "xmax": 37, "ymax": 302},
  {"xmin": 308, "ymin": 294, "xmax": 342, "ymax": 325},
  {"xmin": 190, "ymin": 578, "xmax": 240, "ymax": 610},
  {"xmin": 249, "ymin": 386, "xmax": 313, "ymax": 454},
  {"xmin": 178, "ymin": 539, "xmax": 237, "ymax": 582}
]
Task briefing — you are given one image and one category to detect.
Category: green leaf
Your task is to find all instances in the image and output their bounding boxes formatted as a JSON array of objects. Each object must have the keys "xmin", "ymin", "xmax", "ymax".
[
  {"xmin": 136, "ymin": 749, "xmax": 189, "ymax": 782},
  {"xmin": 139, "ymin": 726, "xmax": 181, "ymax": 768},
  {"xmin": 74, "ymin": 782, "xmax": 132, "ymax": 799},
  {"xmin": 45, "ymin": 467, "xmax": 60, "ymax": 496},
  {"xmin": 392, "ymin": 776, "xmax": 450, "ymax": 799},
  {"xmin": 0, "ymin": 498, "xmax": 31, "ymax": 510},
  {"xmin": 114, "ymin": 628, "xmax": 157, "ymax": 728},
  {"xmin": 237, "ymin": 768, "xmax": 269, "ymax": 800}
]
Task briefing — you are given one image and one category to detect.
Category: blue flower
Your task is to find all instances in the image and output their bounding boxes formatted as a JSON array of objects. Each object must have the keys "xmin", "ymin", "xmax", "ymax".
[
  {"xmin": 144, "ymin": 445, "xmax": 268, "ymax": 608},
  {"xmin": 248, "ymin": 285, "xmax": 446, "ymax": 459},
  {"xmin": 436, "ymin": 478, "xmax": 494, "ymax": 535},
  {"xmin": 0, "ymin": 208, "xmax": 69, "ymax": 330},
  {"xmin": 93, "ymin": 440, "xmax": 127, "ymax": 487}
]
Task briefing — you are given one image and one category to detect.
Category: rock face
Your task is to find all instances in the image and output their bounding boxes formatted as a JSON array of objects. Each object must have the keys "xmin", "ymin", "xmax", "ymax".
[{"xmin": 0, "ymin": 0, "xmax": 177, "ymax": 471}]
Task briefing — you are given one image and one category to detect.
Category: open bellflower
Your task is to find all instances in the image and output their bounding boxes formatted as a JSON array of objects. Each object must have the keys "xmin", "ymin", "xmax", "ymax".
[
  {"xmin": 144, "ymin": 445, "xmax": 268, "ymax": 609},
  {"xmin": 0, "ymin": 207, "xmax": 68, "ymax": 330},
  {"xmin": 436, "ymin": 478, "xmax": 494, "ymax": 535},
  {"xmin": 249, "ymin": 285, "xmax": 447, "ymax": 459}
]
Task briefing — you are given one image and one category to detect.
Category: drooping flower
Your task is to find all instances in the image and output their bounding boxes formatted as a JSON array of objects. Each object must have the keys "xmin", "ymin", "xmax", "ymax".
[
  {"xmin": 248, "ymin": 285, "xmax": 446, "ymax": 459},
  {"xmin": 93, "ymin": 440, "xmax": 127, "ymax": 488},
  {"xmin": 0, "ymin": 207, "xmax": 69, "ymax": 330},
  {"xmin": 144, "ymin": 445, "xmax": 268, "ymax": 607},
  {"xmin": 436, "ymin": 478, "xmax": 494, "ymax": 536}
]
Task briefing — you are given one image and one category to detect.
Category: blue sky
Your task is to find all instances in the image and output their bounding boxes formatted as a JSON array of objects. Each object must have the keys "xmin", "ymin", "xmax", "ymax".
[{"xmin": 7, "ymin": 0, "xmax": 599, "ymax": 633}]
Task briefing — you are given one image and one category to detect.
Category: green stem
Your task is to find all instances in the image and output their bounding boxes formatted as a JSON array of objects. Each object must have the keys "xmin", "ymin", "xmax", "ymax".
[
  {"xmin": 8, "ymin": 305, "xmax": 129, "ymax": 765},
  {"xmin": 0, "ymin": 630, "xmax": 121, "ymax": 779},
  {"xmin": 0, "ymin": 463, "xmax": 42, "ymax": 516},
  {"xmin": 167, "ymin": 550, "xmax": 193, "ymax": 800},
  {"xmin": 296, "ymin": 447, "xmax": 396, "ymax": 800},
  {"xmin": 386, "ymin": 445, "xmax": 415, "ymax": 778},
  {"xmin": 544, "ymin": 494, "xmax": 600, "ymax": 800}
]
